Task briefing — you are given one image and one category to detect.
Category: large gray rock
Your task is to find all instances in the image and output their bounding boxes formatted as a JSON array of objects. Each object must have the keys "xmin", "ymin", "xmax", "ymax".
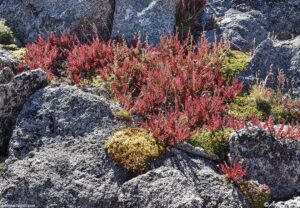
[
  {"xmin": 117, "ymin": 148, "xmax": 249, "ymax": 207},
  {"xmin": 0, "ymin": 69, "xmax": 48, "ymax": 155},
  {"xmin": 269, "ymin": 196, "xmax": 300, "ymax": 208},
  {"xmin": 0, "ymin": 0, "xmax": 115, "ymax": 43},
  {"xmin": 201, "ymin": 0, "xmax": 300, "ymax": 96},
  {"xmin": 112, "ymin": 0, "xmax": 180, "ymax": 44},
  {"xmin": 242, "ymin": 36, "xmax": 300, "ymax": 97},
  {"xmin": 236, "ymin": 0, "xmax": 300, "ymax": 40},
  {"xmin": 202, "ymin": 0, "xmax": 300, "ymax": 52},
  {"xmin": 229, "ymin": 128, "xmax": 300, "ymax": 199},
  {"xmin": 217, "ymin": 9, "xmax": 268, "ymax": 52},
  {"xmin": 118, "ymin": 167, "xmax": 204, "ymax": 208},
  {"xmin": 0, "ymin": 85, "xmax": 128, "ymax": 207},
  {"xmin": 118, "ymin": 147, "xmax": 249, "ymax": 207},
  {"xmin": 149, "ymin": 148, "xmax": 249, "ymax": 207}
]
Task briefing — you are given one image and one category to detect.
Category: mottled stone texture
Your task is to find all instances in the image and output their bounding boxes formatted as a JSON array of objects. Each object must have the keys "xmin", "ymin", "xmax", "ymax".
[
  {"xmin": 0, "ymin": 85, "xmax": 129, "ymax": 207},
  {"xmin": 0, "ymin": 67, "xmax": 14, "ymax": 85},
  {"xmin": 269, "ymin": 196, "xmax": 300, "ymax": 208},
  {"xmin": 0, "ymin": 0, "xmax": 115, "ymax": 43},
  {"xmin": 112, "ymin": 0, "xmax": 180, "ymax": 44},
  {"xmin": 0, "ymin": 69, "xmax": 48, "ymax": 155},
  {"xmin": 229, "ymin": 128, "xmax": 300, "ymax": 199},
  {"xmin": 202, "ymin": 0, "xmax": 300, "ymax": 52}
]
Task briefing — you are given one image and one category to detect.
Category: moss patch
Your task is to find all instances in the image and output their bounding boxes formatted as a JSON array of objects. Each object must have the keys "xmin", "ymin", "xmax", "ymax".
[
  {"xmin": 228, "ymin": 96, "xmax": 264, "ymax": 120},
  {"xmin": 0, "ymin": 44, "xmax": 26, "ymax": 61},
  {"xmin": 221, "ymin": 50, "xmax": 251, "ymax": 82},
  {"xmin": 0, "ymin": 163, "xmax": 4, "ymax": 171},
  {"xmin": 0, "ymin": 19, "xmax": 14, "ymax": 44},
  {"xmin": 115, "ymin": 109, "xmax": 133, "ymax": 122},
  {"xmin": 105, "ymin": 128, "xmax": 165, "ymax": 172},
  {"xmin": 11, "ymin": 47, "xmax": 26, "ymax": 61},
  {"xmin": 189, "ymin": 128, "xmax": 233, "ymax": 160},
  {"xmin": 239, "ymin": 180, "xmax": 271, "ymax": 208}
]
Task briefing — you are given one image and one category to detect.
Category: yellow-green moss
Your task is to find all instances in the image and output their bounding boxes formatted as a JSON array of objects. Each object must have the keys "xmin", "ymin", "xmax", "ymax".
[
  {"xmin": 0, "ymin": 19, "xmax": 14, "ymax": 44},
  {"xmin": 0, "ymin": 44, "xmax": 18, "ymax": 50},
  {"xmin": 0, "ymin": 163, "xmax": 4, "ymax": 171},
  {"xmin": 105, "ymin": 128, "xmax": 165, "ymax": 172},
  {"xmin": 228, "ymin": 96, "xmax": 264, "ymax": 120},
  {"xmin": 221, "ymin": 50, "xmax": 251, "ymax": 82},
  {"xmin": 11, "ymin": 47, "xmax": 26, "ymax": 61},
  {"xmin": 189, "ymin": 128, "xmax": 233, "ymax": 160},
  {"xmin": 272, "ymin": 104, "xmax": 299, "ymax": 124},
  {"xmin": 239, "ymin": 180, "xmax": 271, "ymax": 208},
  {"xmin": 91, "ymin": 75, "xmax": 108, "ymax": 87},
  {"xmin": 250, "ymin": 85, "xmax": 272, "ymax": 103},
  {"xmin": 115, "ymin": 109, "xmax": 133, "ymax": 122},
  {"xmin": 0, "ymin": 44, "xmax": 25, "ymax": 61},
  {"xmin": 229, "ymin": 83, "xmax": 299, "ymax": 123}
]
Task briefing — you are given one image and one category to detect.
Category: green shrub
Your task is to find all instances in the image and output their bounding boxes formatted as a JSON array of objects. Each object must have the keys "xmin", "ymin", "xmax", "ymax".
[
  {"xmin": 0, "ymin": 19, "xmax": 14, "ymax": 44},
  {"xmin": 239, "ymin": 180, "xmax": 271, "ymax": 208},
  {"xmin": 105, "ymin": 128, "xmax": 165, "ymax": 172},
  {"xmin": 189, "ymin": 128, "xmax": 233, "ymax": 160},
  {"xmin": 221, "ymin": 50, "xmax": 251, "ymax": 82},
  {"xmin": 228, "ymin": 96, "xmax": 264, "ymax": 120}
]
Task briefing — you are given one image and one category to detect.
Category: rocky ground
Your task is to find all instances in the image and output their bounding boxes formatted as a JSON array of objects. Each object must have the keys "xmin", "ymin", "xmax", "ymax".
[{"xmin": 0, "ymin": 0, "xmax": 299, "ymax": 207}]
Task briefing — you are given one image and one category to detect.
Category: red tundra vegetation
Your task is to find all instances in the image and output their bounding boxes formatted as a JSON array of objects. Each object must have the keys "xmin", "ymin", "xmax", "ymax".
[{"xmin": 23, "ymin": 34, "xmax": 300, "ymax": 144}]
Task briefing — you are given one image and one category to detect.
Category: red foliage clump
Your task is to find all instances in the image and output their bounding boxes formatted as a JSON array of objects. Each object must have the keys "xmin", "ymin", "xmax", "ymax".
[
  {"xmin": 25, "ymin": 34, "xmax": 79, "ymax": 78},
  {"xmin": 219, "ymin": 161, "xmax": 248, "ymax": 182},
  {"xmin": 101, "ymin": 35, "xmax": 243, "ymax": 144},
  {"xmin": 144, "ymin": 111, "xmax": 191, "ymax": 144},
  {"xmin": 67, "ymin": 38, "xmax": 114, "ymax": 83}
]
